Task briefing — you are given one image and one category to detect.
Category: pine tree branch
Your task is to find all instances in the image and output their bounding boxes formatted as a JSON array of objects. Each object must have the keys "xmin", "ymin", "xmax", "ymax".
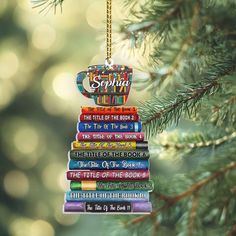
[
  {"xmin": 213, "ymin": 96, "xmax": 236, "ymax": 113},
  {"xmin": 188, "ymin": 73, "xmax": 236, "ymax": 127},
  {"xmin": 123, "ymin": 0, "xmax": 190, "ymax": 37},
  {"xmin": 188, "ymin": 193, "xmax": 199, "ymax": 236},
  {"xmin": 157, "ymin": 0, "xmax": 200, "ymax": 83},
  {"xmin": 227, "ymin": 222, "xmax": 236, "ymax": 236},
  {"xmin": 210, "ymin": 95, "xmax": 236, "ymax": 127},
  {"xmin": 170, "ymin": 162, "xmax": 236, "ymax": 202},
  {"xmin": 158, "ymin": 0, "xmax": 183, "ymax": 23},
  {"xmin": 124, "ymin": 0, "xmax": 236, "ymax": 97},
  {"xmin": 160, "ymin": 131, "xmax": 236, "ymax": 150},
  {"xmin": 144, "ymin": 81, "xmax": 218, "ymax": 124},
  {"xmin": 140, "ymin": 79, "xmax": 220, "ymax": 137},
  {"xmin": 230, "ymin": 185, "xmax": 236, "ymax": 194},
  {"xmin": 153, "ymin": 192, "xmax": 173, "ymax": 203},
  {"xmin": 127, "ymin": 161, "xmax": 236, "ymax": 226},
  {"xmin": 31, "ymin": 0, "xmax": 64, "ymax": 13},
  {"xmin": 151, "ymin": 218, "xmax": 160, "ymax": 236},
  {"xmin": 140, "ymin": 60, "xmax": 236, "ymax": 137}
]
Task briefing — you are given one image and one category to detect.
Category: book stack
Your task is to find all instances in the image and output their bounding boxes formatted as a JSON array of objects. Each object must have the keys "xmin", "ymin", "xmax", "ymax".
[{"xmin": 63, "ymin": 106, "xmax": 153, "ymax": 214}]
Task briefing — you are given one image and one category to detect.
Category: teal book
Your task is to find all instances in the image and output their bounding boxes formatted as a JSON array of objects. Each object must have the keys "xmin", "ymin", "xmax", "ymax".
[
  {"xmin": 66, "ymin": 191, "xmax": 149, "ymax": 202},
  {"xmin": 69, "ymin": 160, "xmax": 149, "ymax": 170}
]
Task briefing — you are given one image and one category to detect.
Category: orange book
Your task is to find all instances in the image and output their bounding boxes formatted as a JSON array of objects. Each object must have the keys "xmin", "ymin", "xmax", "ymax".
[{"xmin": 81, "ymin": 106, "xmax": 138, "ymax": 114}]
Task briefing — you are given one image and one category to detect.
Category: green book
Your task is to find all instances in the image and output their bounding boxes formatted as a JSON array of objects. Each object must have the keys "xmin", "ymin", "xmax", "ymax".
[{"xmin": 70, "ymin": 180, "xmax": 154, "ymax": 191}]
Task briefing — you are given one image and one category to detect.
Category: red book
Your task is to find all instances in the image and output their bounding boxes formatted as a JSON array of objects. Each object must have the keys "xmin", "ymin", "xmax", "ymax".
[
  {"xmin": 76, "ymin": 132, "xmax": 145, "ymax": 141},
  {"xmin": 81, "ymin": 106, "xmax": 138, "ymax": 115},
  {"xmin": 67, "ymin": 170, "xmax": 149, "ymax": 181},
  {"xmin": 79, "ymin": 114, "xmax": 139, "ymax": 122}
]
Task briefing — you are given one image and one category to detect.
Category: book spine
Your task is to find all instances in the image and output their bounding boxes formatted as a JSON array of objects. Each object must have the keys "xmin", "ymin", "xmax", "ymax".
[
  {"xmin": 71, "ymin": 141, "xmax": 148, "ymax": 150},
  {"xmin": 70, "ymin": 180, "xmax": 154, "ymax": 191},
  {"xmin": 64, "ymin": 201, "xmax": 152, "ymax": 213},
  {"xmin": 69, "ymin": 150, "xmax": 150, "ymax": 160},
  {"xmin": 69, "ymin": 160, "xmax": 149, "ymax": 170},
  {"xmin": 80, "ymin": 114, "xmax": 140, "ymax": 122},
  {"xmin": 76, "ymin": 132, "xmax": 145, "ymax": 141},
  {"xmin": 78, "ymin": 122, "xmax": 142, "ymax": 132},
  {"xmin": 67, "ymin": 170, "xmax": 149, "ymax": 181},
  {"xmin": 81, "ymin": 106, "xmax": 138, "ymax": 114},
  {"xmin": 65, "ymin": 191, "xmax": 149, "ymax": 202}
]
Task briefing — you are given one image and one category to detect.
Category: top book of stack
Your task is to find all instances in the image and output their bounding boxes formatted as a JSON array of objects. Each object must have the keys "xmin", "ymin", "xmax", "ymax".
[{"xmin": 81, "ymin": 107, "xmax": 138, "ymax": 115}]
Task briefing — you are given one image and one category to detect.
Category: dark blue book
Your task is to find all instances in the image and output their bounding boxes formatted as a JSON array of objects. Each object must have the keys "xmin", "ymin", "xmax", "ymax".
[
  {"xmin": 69, "ymin": 160, "xmax": 149, "ymax": 170},
  {"xmin": 78, "ymin": 122, "xmax": 142, "ymax": 132}
]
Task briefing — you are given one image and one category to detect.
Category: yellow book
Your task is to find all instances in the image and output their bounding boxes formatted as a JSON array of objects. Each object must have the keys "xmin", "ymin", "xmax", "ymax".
[{"xmin": 71, "ymin": 141, "xmax": 148, "ymax": 150}]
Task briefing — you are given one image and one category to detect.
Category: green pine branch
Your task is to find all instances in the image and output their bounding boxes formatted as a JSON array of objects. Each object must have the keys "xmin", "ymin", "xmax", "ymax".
[
  {"xmin": 227, "ymin": 223, "xmax": 236, "ymax": 236},
  {"xmin": 139, "ymin": 79, "xmax": 220, "ymax": 137},
  {"xmin": 196, "ymin": 92, "xmax": 236, "ymax": 128},
  {"xmin": 139, "ymin": 59, "xmax": 236, "ymax": 138},
  {"xmin": 31, "ymin": 0, "xmax": 64, "ymax": 13},
  {"xmin": 157, "ymin": 129, "xmax": 236, "ymax": 151},
  {"xmin": 123, "ymin": 0, "xmax": 236, "ymax": 97},
  {"xmin": 211, "ymin": 95, "xmax": 236, "ymax": 127},
  {"xmin": 145, "ymin": 0, "xmax": 200, "ymax": 91},
  {"xmin": 122, "ymin": 0, "xmax": 196, "ymax": 42}
]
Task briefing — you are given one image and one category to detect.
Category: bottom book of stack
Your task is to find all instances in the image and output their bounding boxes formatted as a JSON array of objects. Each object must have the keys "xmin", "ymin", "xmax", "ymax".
[{"xmin": 64, "ymin": 201, "xmax": 152, "ymax": 214}]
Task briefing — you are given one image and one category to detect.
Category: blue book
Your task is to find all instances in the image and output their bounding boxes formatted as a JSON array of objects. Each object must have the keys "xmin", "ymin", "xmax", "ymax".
[
  {"xmin": 69, "ymin": 160, "xmax": 149, "ymax": 170},
  {"xmin": 77, "ymin": 122, "xmax": 142, "ymax": 132},
  {"xmin": 65, "ymin": 191, "xmax": 149, "ymax": 202}
]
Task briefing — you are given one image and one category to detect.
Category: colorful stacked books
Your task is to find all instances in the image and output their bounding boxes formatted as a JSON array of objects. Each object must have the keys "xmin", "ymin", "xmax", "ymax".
[{"xmin": 64, "ymin": 106, "xmax": 153, "ymax": 214}]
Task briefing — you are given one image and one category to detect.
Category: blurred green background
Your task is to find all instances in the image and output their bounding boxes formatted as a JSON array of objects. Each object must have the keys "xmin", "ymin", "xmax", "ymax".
[{"xmin": 0, "ymin": 0, "xmax": 150, "ymax": 235}]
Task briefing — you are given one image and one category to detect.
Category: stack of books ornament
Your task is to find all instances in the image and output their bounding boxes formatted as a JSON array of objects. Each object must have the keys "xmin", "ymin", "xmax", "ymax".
[{"xmin": 63, "ymin": 64, "xmax": 153, "ymax": 214}]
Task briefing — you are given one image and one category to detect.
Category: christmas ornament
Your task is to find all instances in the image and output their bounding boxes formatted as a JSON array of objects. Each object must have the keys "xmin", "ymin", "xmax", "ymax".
[{"xmin": 63, "ymin": 0, "xmax": 153, "ymax": 214}]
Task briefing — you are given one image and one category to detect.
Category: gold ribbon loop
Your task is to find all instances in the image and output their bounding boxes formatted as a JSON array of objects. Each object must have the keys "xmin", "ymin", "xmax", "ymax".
[{"xmin": 106, "ymin": 0, "xmax": 112, "ymax": 62}]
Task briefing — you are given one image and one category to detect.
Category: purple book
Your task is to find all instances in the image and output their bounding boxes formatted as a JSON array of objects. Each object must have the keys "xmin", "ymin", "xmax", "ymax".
[{"xmin": 64, "ymin": 201, "xmax": 152, "ymax": 213}]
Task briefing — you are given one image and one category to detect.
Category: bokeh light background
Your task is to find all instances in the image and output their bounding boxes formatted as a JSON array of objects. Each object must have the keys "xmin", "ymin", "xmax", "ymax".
[{"xmin": 0, "ymin": 0, "xmax": 150, "ymax": 235}]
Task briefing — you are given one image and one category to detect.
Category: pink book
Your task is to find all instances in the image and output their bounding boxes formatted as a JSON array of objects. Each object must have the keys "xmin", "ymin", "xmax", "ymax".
[
  {"xmin": 67, "ymin": 170, "xmax": 149, "ymax": 181},
  {"xmin": 79, "ymin": 114, "xmax": 139, "ymax": 122},
  {"xmin": 76, "ymin": 132, "xmax": 145, "ymax": 141}
]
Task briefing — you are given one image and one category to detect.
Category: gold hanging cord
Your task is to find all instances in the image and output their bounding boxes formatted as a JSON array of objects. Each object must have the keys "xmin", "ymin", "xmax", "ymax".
[{"xmin": 106, "ymin": 0, "xmax": 112, "ymax": 64}]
